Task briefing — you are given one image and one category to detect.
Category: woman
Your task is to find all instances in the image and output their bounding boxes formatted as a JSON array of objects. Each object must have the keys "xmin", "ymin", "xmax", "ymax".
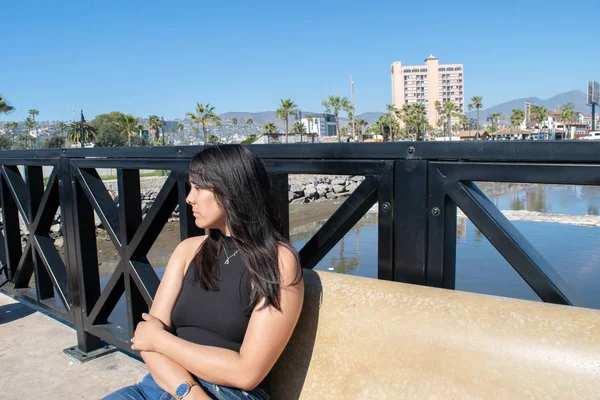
[{"xmin": 103, "ymin": 145, "xmax": 304, "ymax": 400}]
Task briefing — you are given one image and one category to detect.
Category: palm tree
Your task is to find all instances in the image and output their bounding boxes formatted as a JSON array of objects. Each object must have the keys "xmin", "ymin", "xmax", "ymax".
[
  {"xmin": 488, "ymin": 112, "xmax": 504, "ymax": 131},
  {"xmin": 322, "ymin": 95, "xmax": 351, "ymax": 142},
  {"xmin": 386, "ymin": 104, "xmax": 399, "ymax": 141},
  {"xmin": 532, "ymin": 106, "xmax": 548, "ymax": 139},
  {"xmin": 57, "ymin": 122, "xmax": 67, "ymax": 137},
  {"xmin": 276, "ymin": 99, "xmax": 299, "ymax": 143},
  {"xmin": 442, "ymin": 102, "xmax": 459, "ymax": 138},
  {"xmin": 510, "ymin": 109, "xmax": 525, "ymax": 128},
  {"xmin": 434, "ymin": 100, "xmax": 441, "ymax": 129},
  {"xmin": 290, "ymin": 121, "xmax": 306, "ymax": 134},
  {"xmin": 28, "ymin": 109, "xmax": 40, "ymax": 148},
  {"xmin": 412, "ymin": 103, "xmax": 427, "ymax": 140},
  {"xmin": 231, "ymin": 117, "xmax": 238, "ymax": 137},
  {"xmin": 177, "ymin": 122, "xmax": 184, "ymax": 135},
  {"xmin": 24, "ymin": 117, "xmax": 34, "ymax": 137},
  {"xmin": 245, "ymin": 118, "xmax": 254, "ymax": 125},
  {"xmin": 262, "ymin": 122, "xmax": 277, "ymax": 135},
  {"xmin": 186, "ymin": 103, "xmax": 219, "ymax": 144},
  {"xmin": 117, "ymin": 114, "xmax": 140, "ymax": 146},
  {"xmin": 0, "ymin": 95, "xmax": 15, "ymax": 115},
  {"xmin": 559, "ymin": 103, "xmax": 577, "ymax": 139},
  {"xmin": 354, "ymin": 117, "xmax": 368, "ymax": 141},
  {"xmin": 3, "ymin": 122, "xmax": 17, "ymax": 149},
  {"xmin": 147, "ymin": 115, "xmax": 161, "ymax": 142},
  {"xmin": 467, "ymin": 103, "xmax": 474, "ymax": 138},
  {"xmin": 66, "ymin": 120, "xmax": 97, "ymax": 145},
  {"xmin": 207, "ymin": 135, "xmax": 219, "ymax": 145},
  {"xmin": 470, "ymin": 96, "xmax": 483, "ymax": 139}
]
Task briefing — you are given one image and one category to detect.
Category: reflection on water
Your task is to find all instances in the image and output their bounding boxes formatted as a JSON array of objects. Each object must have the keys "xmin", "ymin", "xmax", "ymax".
[
  {"xmin": 487, "ymin": 184, "xmax": 600, "ymax": 215},
  {"xmin": 291, "ymin": 212, "xmax": 377, "ymax": 279},
  {"xmin": 291, "ymin": 184, "xmax": 600, "ymax": 309},
  {"xmin": 457, "ymin": 220, "xmax": 600, "ymax": 308}
]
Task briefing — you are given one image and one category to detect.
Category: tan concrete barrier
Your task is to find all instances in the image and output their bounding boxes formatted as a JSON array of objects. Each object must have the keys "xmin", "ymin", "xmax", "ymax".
[{"xmin": 269, "ymin": 270, "xmax": 600, "ymax": 399}]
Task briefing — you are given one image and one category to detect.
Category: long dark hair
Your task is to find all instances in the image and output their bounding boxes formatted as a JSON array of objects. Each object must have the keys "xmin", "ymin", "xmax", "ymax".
[{"xmin": 188, "ymin": 144, "xmax": 302, "ymax": 311}]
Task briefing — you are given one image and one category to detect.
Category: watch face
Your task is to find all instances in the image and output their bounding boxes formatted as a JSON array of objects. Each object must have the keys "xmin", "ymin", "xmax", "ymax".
[{"xmin": 175, "ymin": 382, "xmax": 190, "ymax": 398}]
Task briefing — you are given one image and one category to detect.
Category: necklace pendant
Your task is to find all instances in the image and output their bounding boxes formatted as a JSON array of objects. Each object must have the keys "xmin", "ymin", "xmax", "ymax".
[{"xmin": 225, "ymin": 259, "xmax": 230, "ymax": 265}]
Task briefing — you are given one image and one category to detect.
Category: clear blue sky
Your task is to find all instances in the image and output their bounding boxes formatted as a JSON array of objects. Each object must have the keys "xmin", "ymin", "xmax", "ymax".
[{"xmin": 2, "ymin": 0, "xmax": 599, "ymax": 121}]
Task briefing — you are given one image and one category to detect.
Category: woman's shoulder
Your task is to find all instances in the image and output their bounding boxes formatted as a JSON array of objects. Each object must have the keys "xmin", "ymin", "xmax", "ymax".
[{"xmin": 172, "ymin": 235, "xmax": 208, "ymax": 269}]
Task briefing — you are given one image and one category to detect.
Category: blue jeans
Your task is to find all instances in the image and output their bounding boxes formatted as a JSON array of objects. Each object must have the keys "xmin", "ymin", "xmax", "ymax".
[{"xmin": 102, "ymin": 373, "xmax": 269, "ymax": 400}]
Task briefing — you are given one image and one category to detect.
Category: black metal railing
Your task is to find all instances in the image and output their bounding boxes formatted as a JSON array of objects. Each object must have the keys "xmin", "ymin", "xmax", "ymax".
[{"xmin": 1, "ymin": 142, "xmax": 599, "ymax": 358}]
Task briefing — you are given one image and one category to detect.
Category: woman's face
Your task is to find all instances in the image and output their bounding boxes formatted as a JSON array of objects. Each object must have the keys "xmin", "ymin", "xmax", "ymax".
[{"xmin": 185, "ymin": 181, "xmax": 227, "ymax": 231}]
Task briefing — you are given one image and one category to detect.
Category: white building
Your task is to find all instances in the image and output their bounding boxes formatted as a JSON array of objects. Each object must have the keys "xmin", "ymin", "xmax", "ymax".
[{"xmin": 301, "ymin": 114, "xmax": 337, "ymax": 137}]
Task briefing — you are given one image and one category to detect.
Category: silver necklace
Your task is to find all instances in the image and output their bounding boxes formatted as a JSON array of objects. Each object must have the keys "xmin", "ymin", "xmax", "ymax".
[{"xmin": 222, "ymin": 244, "xmax": 239, "ymax": 265}]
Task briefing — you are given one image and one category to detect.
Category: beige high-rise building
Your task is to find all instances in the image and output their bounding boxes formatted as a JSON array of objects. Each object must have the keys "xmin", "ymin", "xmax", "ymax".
[{"xmin": 391, "ymin": 54, "xmax": 464, "ymax": 130}]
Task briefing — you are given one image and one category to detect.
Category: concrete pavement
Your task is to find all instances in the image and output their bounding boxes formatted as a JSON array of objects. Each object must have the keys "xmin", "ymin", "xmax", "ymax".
[{"xmin": 0, "ymin": 293, "xmax": 147, "ymax": 399}]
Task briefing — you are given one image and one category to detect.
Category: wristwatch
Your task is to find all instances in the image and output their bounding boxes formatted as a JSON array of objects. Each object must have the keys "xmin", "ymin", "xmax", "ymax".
[{"xmin": 175, "ymin": 380, "xmax": 199, "ymax": 399}]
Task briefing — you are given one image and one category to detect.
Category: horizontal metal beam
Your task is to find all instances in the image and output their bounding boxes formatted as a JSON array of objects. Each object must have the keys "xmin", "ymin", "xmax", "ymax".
[
  {"xmin": 264, "ymin": 160, "xmax": 390, "ymax": 175},
  {"xmin": 71, "ymin": 158, "xmax": 187, "ymax": 170},
  {"xmin": 433, "ymin": 162, "xmax": 600, "ymax": 185},
  {"xmin": 0, "ymin": 142, "xmax": 597, "ymax": 162}
]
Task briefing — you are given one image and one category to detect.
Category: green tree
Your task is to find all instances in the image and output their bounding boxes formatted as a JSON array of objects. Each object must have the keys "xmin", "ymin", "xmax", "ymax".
[
  {"xmin": 354, "ymin": 117, "xmax": 368, "ymax": 141},
  {"xmin": 442, "ymin": 102, "xmax": 460, "ymax": 138},
  {"xmin": 532, "ymin": 105, "xmax": 548, "ymax": 138},
  {"xmin": 28, "ymin": 109, "xmax": 40, "ymax": 147},
  {"xmin": 117, "ymin": 114, "xmax": 140, "ymax": 146},
  {"xmin": 559, "ymin": 103, "xmax": 577, "ymax": 139},
  {"xmin": 434, "ymin": 100, "xmax": 441, "ymax": 128},
  {"xmin": 67, "ymin": 120, "xmax": 97, "ymax": 145},
  {"xmin": 231, "ymin": 118, "xmax": 238, "ymax": 137},
  {"xmin": 4, "ymin": 122, "xmax": 18, "ymax": 147},
  {"xmin": 177, "ymin": 122, "xmax": 184, "ymax": 133},
  {"xmin": 90, "ymin": 112, "xmax": 127, "ymax": 135},
  {"xmin": 412, "ymin": 103, "xmax": 428, "ymax": 140},
  {"xmin": 57, "ymin": 122, "xmax": 67, "ymax": 137},
  {"xmin": 470, "ymin": 96, "xmax": 483, "ymax": 138},
  {"xmin": 0, "ymin": 95, "xmax": 15, "ymax": 115},
  {"xmin": 262, "ymin": 122, "xmax": 277, "ymax": 134},
  {"xmin": 510, "ymin": 109, "xmax": 525, "ymax": 128},
  {"xmin": 186, "ymin": 103, "xmax": 219, "ymax": 145},
  {"xmin": 245, "ymin": 118, "xmax": 254, "ymax": 125},
  {"xmin": 322, "ymin": 95, "xmax": 351, "ymax": 142},
  {"xmin": 16, "ymin": 134, "xmax": 34, "ymax": 149},
  {"xmin": 276, "ymin": 99, "xmax": 299, "ymax": 143},
  {"xmin": 207, "ymin": 134, "xmax": 219, "ymax": 145},
  {"xmin": 147, "ymin": 115, "xmax": 161, "ymax": 142},
  {"xmin": 386, "ymin": 104, "xmax": 399, "ymax": 141},
  {"xmin": 0, "ymin": 135, "xmax": 11, "ymax": 150},
  {"xmin": 45, "ymin": 135, "xmax": 66, "ymax": 148},
  {"xmin": 95, "ymin": 130, "xmax": 127, "ymax": 147},
  {"xmin": 24, "ymin": 116, "xmax": 34, "ymax": 135},
  {"xmin": 290, "ymin": 121, "xmax": 306, "ymax": 134}
]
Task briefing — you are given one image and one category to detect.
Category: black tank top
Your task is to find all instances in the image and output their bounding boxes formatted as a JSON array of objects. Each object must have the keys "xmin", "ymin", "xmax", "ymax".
[{"xmin": 171, "ymin": 236, "xmax": 252, "ymax": 352}]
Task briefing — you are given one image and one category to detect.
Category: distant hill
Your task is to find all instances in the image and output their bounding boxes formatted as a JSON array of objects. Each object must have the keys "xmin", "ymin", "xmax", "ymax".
[{"xmin": 477, "ymin": 90, "xmax": 591, "ymax": 121}]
